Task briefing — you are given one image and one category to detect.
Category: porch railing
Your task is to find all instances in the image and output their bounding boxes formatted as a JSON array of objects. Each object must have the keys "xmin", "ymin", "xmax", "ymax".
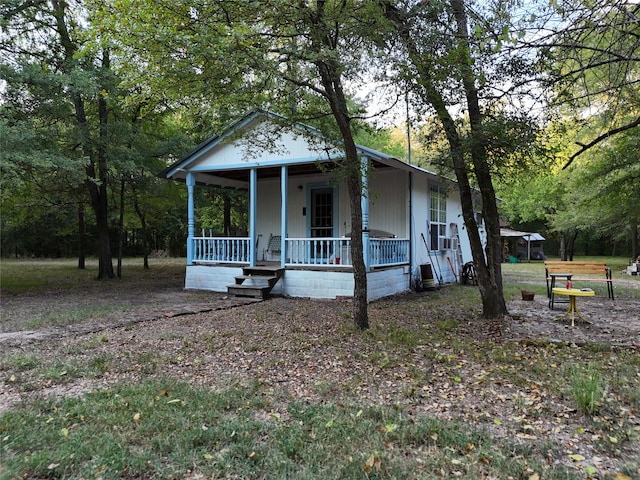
[
  {"xmin": 192, "ymin": 236, "xmax": 250, "ymax": 263},
  {"xmin": 285, "ymin": 237, "xmax": 409, "ymax": 267},
  {"xmin": 190, "ymin": 236, "xmax": 409, "ymax": 267},
  {"xmin": 286, "ymin": 237, "xmax": 351, "ymax": 266},
  {"xmin": 369, "ymin": 238, "xmax": 410, "ymax": 267}
]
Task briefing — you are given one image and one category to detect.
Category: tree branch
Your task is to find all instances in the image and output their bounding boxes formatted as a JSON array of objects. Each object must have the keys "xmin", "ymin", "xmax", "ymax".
[{"xmin": 563, "ymin": 115, "xmax": 640, "ymax": 169}]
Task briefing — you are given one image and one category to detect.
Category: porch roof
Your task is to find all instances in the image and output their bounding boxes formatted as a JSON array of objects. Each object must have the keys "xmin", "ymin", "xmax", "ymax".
[{"xmin": 159, "ymin": 110, "xmax": 443, "ymax": 189}]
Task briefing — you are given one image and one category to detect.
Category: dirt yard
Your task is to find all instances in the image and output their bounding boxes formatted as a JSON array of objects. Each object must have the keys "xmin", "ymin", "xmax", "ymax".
[
  {"xmin": 1, "ymin": 267, "xmax": 639, "ymax": 478},
  {"xmin": 2, "ymin": 270, "xmax": 638, "ymax": 348}
]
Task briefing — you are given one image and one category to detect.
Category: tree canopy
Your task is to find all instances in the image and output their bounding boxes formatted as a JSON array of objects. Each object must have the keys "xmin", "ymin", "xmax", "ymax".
[{"xmin": 2, "ymin": 0, "xmax": 638, "ymax": 315}]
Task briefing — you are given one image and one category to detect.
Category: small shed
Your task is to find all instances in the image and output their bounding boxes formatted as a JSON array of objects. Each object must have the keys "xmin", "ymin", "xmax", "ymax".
[{"xmin": 500, "ymin": 228, "xmax": 546, "ymax": 261}]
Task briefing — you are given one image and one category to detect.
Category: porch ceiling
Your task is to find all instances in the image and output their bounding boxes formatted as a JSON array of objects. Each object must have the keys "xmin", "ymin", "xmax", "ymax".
[{"xmin": 189, "ymin": 159, "xmax": 393, "ymax": 189}]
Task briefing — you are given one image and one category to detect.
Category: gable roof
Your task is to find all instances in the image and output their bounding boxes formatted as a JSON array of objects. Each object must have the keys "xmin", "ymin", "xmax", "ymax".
[{"xmin": 159, "ymin": 110, "xmax": 443, "ymax": 189}]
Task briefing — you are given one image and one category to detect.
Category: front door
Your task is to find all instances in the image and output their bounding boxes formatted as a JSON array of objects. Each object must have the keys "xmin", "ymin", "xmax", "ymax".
[
  {"xmin": 310, "ymin": 186, "xmax": 334, "ymax": 259},
  {"xmin": 310, "ymin": 187, "xmax": 334, "ymax": 238}
]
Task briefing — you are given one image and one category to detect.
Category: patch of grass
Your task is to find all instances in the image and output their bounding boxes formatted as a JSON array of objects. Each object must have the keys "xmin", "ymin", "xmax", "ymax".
[
  {"xmin": 42, "ymin": 359, "xmax": 82, "ymax": 383},
  {"xmin": 133, "ymin": 352, "xmax": 163, "ymax": 374},
  {"xmin": 0, "ymin": 352, "xmax": 41, "ymax": 372},
  {"xmin": 82, "ymin": 333, "xmax": 110, "ymax": 349},
  {"xmin": 568, "ymin": 363, "xmax": 606, "ymax": 415},
  {"xmin": 0, "ymin": 379, "xmax": 578, "ymax": 480},
  {"xmin": 0, "ymin": 259, "xmax": 99, "ymax": 293},
  {"xmin": 22, "ymin": 303, "xmax": 133, "ymax": 330},
  {"xmin": 87, "ymin": 354, "xmax": 114, "ymax": 377},
  {"xmin": 434, "ymin": 318, "xmax": 458, "ymax": 332},
  {"xmin": 0, "ymin": 257, "xmax": 186, "ymax": 293},
  {"xmin": 386, "ymin": 326, "xmax": 420, "ymax": 349}
]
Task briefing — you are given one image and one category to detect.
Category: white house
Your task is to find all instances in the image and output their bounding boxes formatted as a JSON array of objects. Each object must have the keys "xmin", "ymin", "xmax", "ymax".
[{"xmin": 160, "ymin": 111, "xmax": 483, "ymax": 300}]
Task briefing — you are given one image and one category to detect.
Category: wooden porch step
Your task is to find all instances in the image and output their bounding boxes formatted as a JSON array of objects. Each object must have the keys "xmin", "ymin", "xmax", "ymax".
[
  {"xmin": 227, "ymin": 284, "xmax": 272, "ymax": 299},
  {"xmin": 227, "ymin": 266, "xmax": 285, "ymax": 299}
]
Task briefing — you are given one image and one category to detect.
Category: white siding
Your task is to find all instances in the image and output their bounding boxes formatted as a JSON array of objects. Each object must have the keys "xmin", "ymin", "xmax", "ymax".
[
  {"xmin": 368, "ymin": 169, "xmax": 408, "ymax": 238},
  {"xmin": 189, "ymin": 119, "xmax": 337, "ymax": 169}
]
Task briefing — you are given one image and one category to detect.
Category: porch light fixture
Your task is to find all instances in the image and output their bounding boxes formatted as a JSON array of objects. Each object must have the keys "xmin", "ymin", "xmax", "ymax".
[{"xmin": 297, "ymin": 185, "xmax": 303, "ymax": 191}]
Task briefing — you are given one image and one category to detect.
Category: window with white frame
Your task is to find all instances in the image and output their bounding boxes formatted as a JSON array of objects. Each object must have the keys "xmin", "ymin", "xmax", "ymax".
[{"xmin": 430, "ymin": 185, "xmax": 447, "ymax": 250}]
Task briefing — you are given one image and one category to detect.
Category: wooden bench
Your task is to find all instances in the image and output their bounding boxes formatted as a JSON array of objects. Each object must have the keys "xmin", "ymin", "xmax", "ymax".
[{"xmin": 545, "ymin": 261, "xmax": 614, "ymax": 309}]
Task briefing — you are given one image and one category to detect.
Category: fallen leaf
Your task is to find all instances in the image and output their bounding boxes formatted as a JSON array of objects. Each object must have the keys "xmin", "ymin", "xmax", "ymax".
[
  {"xmin": 133, "ymin": 412, "xmax": 141, "ymax": 422},
  {"xmin": 568, "ymin": 454, "xmax": 585, "ymax": 461},
  {"xmin": 363, "ymin": 452, "xmax": 381, "ymax": 472},
  {"xmin": 612, "ymin": 473, "xmax": 633, "ymax": 480}
]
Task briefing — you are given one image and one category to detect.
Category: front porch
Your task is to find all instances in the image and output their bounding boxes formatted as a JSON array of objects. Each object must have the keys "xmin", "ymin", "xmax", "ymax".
[
  {"xmin": 190, "ymin": 235, "xmax": 409, "ymax": 268},
  {"xmin": 187, "ymin": 235, "xmax": 411, "ymax": 300}
]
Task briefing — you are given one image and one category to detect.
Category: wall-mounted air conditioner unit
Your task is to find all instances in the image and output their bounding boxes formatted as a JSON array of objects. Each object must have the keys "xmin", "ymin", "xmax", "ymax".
[{"xmin": 438, "ymin": 237, "xmax": 452, "ymax": 250}]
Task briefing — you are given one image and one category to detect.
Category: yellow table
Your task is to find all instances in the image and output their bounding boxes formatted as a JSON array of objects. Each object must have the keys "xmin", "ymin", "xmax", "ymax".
[{"xmin": 551, "ymin": 288, "xmax": 595, "ymax": 326}]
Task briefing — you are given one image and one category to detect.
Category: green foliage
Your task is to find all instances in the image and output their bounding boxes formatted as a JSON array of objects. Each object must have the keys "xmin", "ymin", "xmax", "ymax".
[
  {"xmin": 354, "ymin": 127, "xmax": 408, "ymax": 161},
  {"xmin": 0, "ymin": 1, "xmax": 192, "ymax": 260},
  {"xmin": 568, "ymin": 363, "xmax": 606, "ymax": 415}
]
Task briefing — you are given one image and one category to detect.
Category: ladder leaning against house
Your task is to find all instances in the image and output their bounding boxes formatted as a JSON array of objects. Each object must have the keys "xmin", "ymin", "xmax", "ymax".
[{"xmin": 450, "ymin": 223, "xmax": 464, "ymax": 282}]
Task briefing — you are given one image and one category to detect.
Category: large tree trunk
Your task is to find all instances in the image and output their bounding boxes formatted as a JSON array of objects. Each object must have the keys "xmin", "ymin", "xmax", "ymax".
[
  {"xmin": 53, "ymin": 1, "xmax": 114, "ymax": 279},
  {"xmin": 385, "ymin": 0, "xmax": 507, "ymax": 319},
  {"xmin": 92, "ymin": 51, "xmax": 115, "ymax": 280},
  {"xmin": 117, "ymin": 179, "xmax": 125, "ymax": 278},
  {"xmin": 346, "ymin": 164, "xmax": 368, "ymax": 330},
  {"xmin": 451, "ymin": 0, "xmax": 506, "ymax": 318},
  {"xmin": 77, "ymin": 203, "xmax": 86, "ymax": 270},
  {"xmin": 567, "ymin": 230, "xmax": 578, "ymax": 261},
  {"xmin": 132, "ymin": 181, "xmax": 151, "ymax": 270},
  {"xmin": 312, "ymin": 1, "xmax": 369, "ymax": 329},
  {"xmin": 326, "ymin": 93, "xmax": 369, "ymax": 330}
]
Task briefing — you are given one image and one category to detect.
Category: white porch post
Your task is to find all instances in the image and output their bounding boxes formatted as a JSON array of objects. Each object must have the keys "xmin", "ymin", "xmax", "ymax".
[
  {"xmin": 281, "ymin": 165, "xmax": 288, "ymax": 268},
  {"xmin": 361, "ymin": 156, "xmax": 370, "ymax": 272},
  {"xmin": 186, "ymin": 171, "xmax": 195, "ymax": 265},
  {"xmin": 249, "ymin": 168, "xmax": 257, "ymax": 267}
]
